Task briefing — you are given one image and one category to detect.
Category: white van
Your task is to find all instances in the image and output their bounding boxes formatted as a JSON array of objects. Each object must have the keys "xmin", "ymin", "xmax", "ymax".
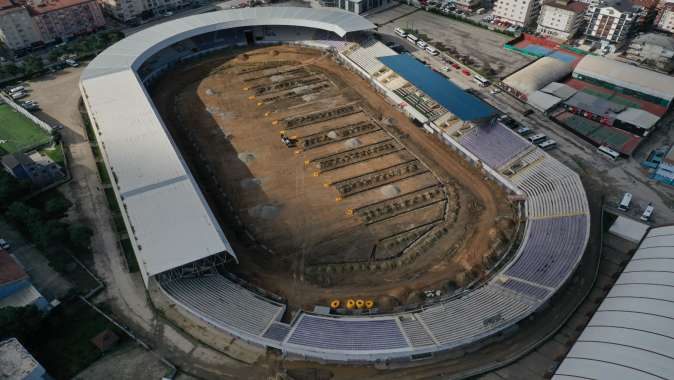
[
  {"xmin": 10, "ymin": 91, "xmax": 27, "ymax": 100},
  {"xmin": 426, "ymin": 46, "xmax": 439, "ymax": 55},
  {"xmin": 394, "ymin": 27, "xmax": 407, "ymax": 38},
  {"xmin": 407, "ymin": 34, "xmax": 419, "ymax": 44},
  {"xmin": 528, "ymin": 134, "xmax": 547, "ymax": 144},
  {"xmin": 618, "ymin": 192, "xmax": 632, "ymax": 211},
  {"xmin": 640, "ymin": 204, "xmax": 654, "ymax": 221},
  {"xmin": 8, "ymin": 86, "xmax": 24, "ymax": 94},
  {"xmin": 416, "ymin": 40, "xmax": 428, "ymax": 48},
  {"xmin": 538, "ymin": 139, "xmax": 557, "ymax": 150}
]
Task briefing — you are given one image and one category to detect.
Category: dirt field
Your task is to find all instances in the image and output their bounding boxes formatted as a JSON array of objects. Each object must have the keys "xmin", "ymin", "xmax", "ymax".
[{"xmin": 151, "ymin": 45, "xmax": 514, "ymax": 312}]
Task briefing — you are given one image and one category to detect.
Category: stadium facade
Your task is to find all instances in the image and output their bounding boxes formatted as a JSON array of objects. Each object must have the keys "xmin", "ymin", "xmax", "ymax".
[{"xmin": 80, "ymin": 8, "xmax": 591, "ymax": 364}]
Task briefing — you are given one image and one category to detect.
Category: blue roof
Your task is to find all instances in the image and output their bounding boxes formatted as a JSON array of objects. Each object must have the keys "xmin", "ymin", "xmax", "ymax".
[{"xmin": 379, "ymin": 55, "xmax": 496, "ymax": 121}]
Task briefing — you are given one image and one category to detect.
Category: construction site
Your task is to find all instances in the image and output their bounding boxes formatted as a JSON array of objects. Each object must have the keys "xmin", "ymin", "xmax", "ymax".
[{"xmin": 150, "ymin": 45, "xmax": 516, "ymax": 313}]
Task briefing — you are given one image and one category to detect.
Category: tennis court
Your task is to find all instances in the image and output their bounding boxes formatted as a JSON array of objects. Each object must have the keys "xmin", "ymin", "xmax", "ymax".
[
  {"xmin": 565, "ymin": 78, "xmax": 668, "ymax": 116},
  {"xmin": 0, "ymin": 103, "xmax": 51, "ymax": 154},
  {"xmin": 556, "ymin": 111, "xmax": 642, "ymax": 155}
]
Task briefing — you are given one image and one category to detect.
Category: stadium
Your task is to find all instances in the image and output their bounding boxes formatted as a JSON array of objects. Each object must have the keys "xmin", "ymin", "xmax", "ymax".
[{"xmin": 80, "ymin": 7, "xmax": 590, "ymax": 364}]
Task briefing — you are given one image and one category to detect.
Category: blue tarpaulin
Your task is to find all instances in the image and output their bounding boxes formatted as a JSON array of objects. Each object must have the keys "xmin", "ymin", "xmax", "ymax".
[{"xmin": 379, "ymin": 54, "xmax": 496, "ymax": 121}]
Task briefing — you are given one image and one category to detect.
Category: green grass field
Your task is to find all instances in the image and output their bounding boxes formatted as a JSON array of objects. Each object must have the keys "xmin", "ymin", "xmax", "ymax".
[{"xmin": 0, "ymin": 103, "xmax": 51, "ymax": 154}]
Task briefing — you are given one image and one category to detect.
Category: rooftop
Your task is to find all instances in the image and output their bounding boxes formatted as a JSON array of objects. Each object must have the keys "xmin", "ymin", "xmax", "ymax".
[
  {"xmin": 26, "ymin": 0, "xmax": 94, "ymax": 14},
  {"xmin": 0, "ymin": 250, "xmax": 27, "ymax": 286},
  {"xmin": 0, "ymin": 338, "xmax": 41, "ymax": 380},
  {"xmin": 543, "ymin": 0, "xmax": 588, "ymax": 13},
  {"xmin": 379, "ymin": 54, "xmax": 496, "ymax": 121},
  {"xmin": 631, "ymin": 33, "xmax": 674, "ymax": 50}
]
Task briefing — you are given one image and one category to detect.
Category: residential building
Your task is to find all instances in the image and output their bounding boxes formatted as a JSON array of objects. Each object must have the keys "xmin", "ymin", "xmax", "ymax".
[
  {"xmin": 536, "ymin": 0, "xmax": 588, "ymax": 41},
  {"xmin": 655, "ymin": 0, "xmax": 674, "ymax": 33},
  {"xmin": 0, "ymin": 249, "xmax": 48, "ymax": 311},
  {"xmin": 0, "ymin": 338, "xmax": 49, "ymax": 380},
  {"xmin": 584, "ymin": 0, "xmax": 641, "ymax": 49},
  {"xmin": 96, "ymin": 0, "xmax": 142, "ymax": 22},
  {"xmin": 493, "ymin": 0, "xmax": 542, "ymax": 26},
  {"xmin": 27, "ymin": 0, "xmax": 105, "ymax": 43},
  {"xmin": 453, "ymin": 0, "xmax": 484, "ymax": 12},
  {"xmin": 0, "ymin": 0, "xmax": 41, "ymax": 51},
  {"xmin": 625, "ymin": 32, "xmax": 674, "ymax": 72},
  {"xmin": 1, "ymin": 150, "xmax": 65, "ymax": 188}
]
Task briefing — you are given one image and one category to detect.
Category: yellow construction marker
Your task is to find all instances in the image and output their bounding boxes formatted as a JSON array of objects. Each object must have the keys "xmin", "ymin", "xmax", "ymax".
[
  {"xmin": 304, "ymin": 159, "xmax": 310, "ymax": 166},
  {"xmin": 272, "ymin": 120, "xmax": 278, "ymax": 126},
  {"xmin": 323, "ymin": 182, "xmax": 331, "ymax": 187},
  {"xmin": 248, "ymin": 95, "xmax": 256, "ymax": 100},
  {"xmin": 312, "ymin": 171, "xmax": 320, "ymax": 177},
  {"xmin": 264, "ymin": 112, "xmax": 270, "ymax": 117},
  {"xmin": 257, "ymin": 102, "xmax": 263, "ymax": 106},
  {"xmin": 279, "ymin": 130, "xmax": 286, "ymax": 134},
  {"xmin": 242, "ymin": 87, "xmax": 249, "ymax": 91},
  {"xmin": 335, "ymin": 196, "xmax": 342, "ymax": 202},
  {"xmin": 345, "ymin": 208, "xmax": 354, "ymax": 216},
  {"xmin": 294, "ymin": 150, "xmax": 301, "ymax": 155}
]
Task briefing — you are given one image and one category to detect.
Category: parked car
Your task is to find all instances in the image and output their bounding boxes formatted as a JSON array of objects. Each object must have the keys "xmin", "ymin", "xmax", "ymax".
[
  {"xmin": 0, "ymin": 239, "xmax": 10, "ymax": 250},
  {"xmin": 516, "ymin": 127, "xmax": 532, "ymax": 135},
  {"xmin": 490, "ymin": 88, "xmax": 501, "ymax": 95},
  {"xmin": 10, "ymin": 91, "xmax": 27, "ymax": 100},
  {"xmin": 65, "ymin": 58, "xmax": 79, "ymax": 67}
]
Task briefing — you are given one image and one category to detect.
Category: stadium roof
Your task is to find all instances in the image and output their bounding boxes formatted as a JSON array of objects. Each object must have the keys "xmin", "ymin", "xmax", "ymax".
[
  {"xmin": 574, "ymin": 55, "xmax": 674, "ymax": 104},
  {"xmin": 379, "ymin": 55, "xmax": 496, "ymax": 121},
  {"xmin": 82, "ymin": 8, "xmax": 374, "ymax": 80},
  {"xmin": 553, "ymin": 225, "xmax": 674, "ymax": 380},
  {"xmin": 503, "ymin": 57, "xmax": 573, "ymax": 96},
  {"xmin": 80, "ymin": 8, "xmax": 376, "ymax": 285}
]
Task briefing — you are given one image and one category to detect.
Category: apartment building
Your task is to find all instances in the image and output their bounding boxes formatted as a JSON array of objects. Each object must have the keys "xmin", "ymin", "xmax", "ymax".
[
  {"xmin": 0, "ymin": 0, "xmax": 41, "ymax": 51},
  {"xmin": 655, "ymin": 0, "xmax": 674, "ymax": 32},
  {"xmin": 97, "ymin": 0, "xmax": 142, "ymax": 21},
  {"xmin": 536, "ymin": 0, "xmax": 588, "ymax": 40},
  {"xmin": 493, "ymin": 0, "xmax": 542, "ymax": 27},
  {"xmin": 625, "ymin": 32, "xmax": 674, "ymax": 72},
  {"xmin": 584, "ymin": 0, "xmax": 641, "ymax": 48},
  {"xmin": 28, "ymin": 0, "xmax": 105, "ymax": 43}
]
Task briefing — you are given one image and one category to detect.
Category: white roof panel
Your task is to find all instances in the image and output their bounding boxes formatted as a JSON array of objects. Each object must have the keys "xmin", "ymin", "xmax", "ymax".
[
  {"xmin": 553, "ymin": 225, "xmax": 674, "ymax": 380},
  {"xmin": 574, "ymin": 55, "xmax": 674, "ymax": 103}
]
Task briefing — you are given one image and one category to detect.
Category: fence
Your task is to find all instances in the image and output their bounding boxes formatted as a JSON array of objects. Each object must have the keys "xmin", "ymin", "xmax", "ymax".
[{"xmin": 0, "ymin": 92, "xmax": 54, "ymax": 134}]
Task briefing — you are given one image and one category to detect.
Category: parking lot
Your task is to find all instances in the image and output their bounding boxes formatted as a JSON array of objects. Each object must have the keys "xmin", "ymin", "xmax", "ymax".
[{"xmin": 372, "ymin": 6, "xmax": 533, "ymax": 77}]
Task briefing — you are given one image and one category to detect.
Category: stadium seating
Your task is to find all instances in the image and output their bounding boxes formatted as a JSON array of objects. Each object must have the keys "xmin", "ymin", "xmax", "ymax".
[
  {"xmin": 504, "ymin": 215, "xmax": 588, "ymax": 288},
  {"xmin": 263, "ymin": 322, "xmax": 292, "ymax": 342},
  {"xmin": 343, "ymin": 38, "xmax": 396, "ymax": 75},
  {"xmin": 497, "ymin": 278, "xmax": 551, "ymax": 300},
  {"xmin": 399, "ymin": 316, "xmax": 436, "ymax": 347},
  {"xmin": 286, "ymin": 315, "xmax": 409, "ymax": 351},
  {"xmin": 458, "ymin": 122, "xmax": 531, "ymax": 169},
  {"xmin": 161, "ymin": 275, "xmax": 284, "ymax": 336}
]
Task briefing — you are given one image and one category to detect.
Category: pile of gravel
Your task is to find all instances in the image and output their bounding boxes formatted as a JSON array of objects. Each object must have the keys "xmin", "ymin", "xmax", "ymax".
[
  {"xmin": 238, "ymin": 152, "xmax": 256, "ymax": 163},
  {"xmin": 380, "ymin": 184, "xmax": 401, "ymax": 197},
  {"xmin": 344, "ymin": 138, "xmax": 362, "ymax": 149}
]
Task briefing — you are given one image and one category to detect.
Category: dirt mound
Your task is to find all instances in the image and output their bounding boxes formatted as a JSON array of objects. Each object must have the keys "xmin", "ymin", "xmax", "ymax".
[
  {"xmin": 326, "ymin": 131, "xmax": 338, "ymax": 139},
  {"xmin": 380, "ymin": 184, "xmax": 401, "ymax": 197},
  {"xmin": 344, "ymin": 138, "xmax": 361, "ymax": 149},
  {"xmin": 248, "ymin": 204, "xmax": 280, "ymax": 220},
  {"xmin": 205, "ymin": 88, "xmax": 214, "ymax": 96},
  {"xmin": 237, "ymin": 152, "xmax": 256, "ymax": 163}
]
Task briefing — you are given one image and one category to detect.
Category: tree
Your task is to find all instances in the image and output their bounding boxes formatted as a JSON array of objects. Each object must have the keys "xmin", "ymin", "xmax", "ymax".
[
  {"xmin": 6, "ymin": 202, "xmax": 41, "ymax": 227},
  {"xmin": 68, "ymin": 224, "xmax": 93, "ymax": 251},
  {"xmin": 33, "ymin": 220, "xmax": 68, "ymax": 251},
  {"xmin": 44, "ymin": 196, "xmax": 70, "ymax": 217},
  {"xmin": 0, "ymin": 306, "xmax": 43, "ymax": 343},
  {"xmin": 22, "ymin": 56, "xmax": 44, "ymax": 76},
  {"xmin": 0, "ymin": 172, "xmax": 28, "ymax": 209}
]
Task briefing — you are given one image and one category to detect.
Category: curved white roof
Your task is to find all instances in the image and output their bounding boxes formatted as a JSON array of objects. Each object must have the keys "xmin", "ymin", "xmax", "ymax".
[
  {"xmin": 80, "ymin": 8, "xmax": 374, "ymax": 285},
  {"xmin": 82, "ymin": 7, "xmax": 375, "ymax": 80},
  {"xmin": 553, "ymin": 225, "xmax": 674, "ymax": 380},
  {"xmin": 574, "ymin": 55, "xmax": 674, "ymax": 103},
  {"xmin": 503, "ymin": 57, "xmax": 574, "ymax": 95}
]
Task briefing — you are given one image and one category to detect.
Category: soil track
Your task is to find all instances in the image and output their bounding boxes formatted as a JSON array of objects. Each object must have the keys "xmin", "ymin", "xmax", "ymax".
[{"xmin": 150, "ymin": 46, "xmax": 513, "ymax": 312}]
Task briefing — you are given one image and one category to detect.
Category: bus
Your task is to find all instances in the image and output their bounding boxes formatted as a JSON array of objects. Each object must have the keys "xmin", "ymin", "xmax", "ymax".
[
  {"xmin": 407, "ymin": 34, "xmax": 419, "ymax": 44},
  {"xmin": 597, "ymin": 145, "xmax": 620, "ymax": 161},
  {"xmin": 473, "ymin": 74, "xmax": 491, "ymax": 87},
  {"xmin": 394, "ymin": 27, "xmax": 407, "ymax": 37},
  {"xmin": 618, "ymin": 192, "xmax": 632, "ymax": 211},
  {"xmin": 528, "ymin": 133, "xmax": 547, "ymax": 144}
]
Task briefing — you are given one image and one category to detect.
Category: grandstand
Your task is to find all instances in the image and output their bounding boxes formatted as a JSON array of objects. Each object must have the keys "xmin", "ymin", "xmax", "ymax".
[{"xmin": 80, "ymin": 7, "xmax": 590, "ymax": 364}]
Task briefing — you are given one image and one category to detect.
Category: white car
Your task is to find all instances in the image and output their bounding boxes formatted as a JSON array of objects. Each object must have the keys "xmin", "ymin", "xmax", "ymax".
[
  {"xmin": 490, "ymin": 88, "xmax": 501, "ymax": 95},
  {"xmin": 0, "ymin": 239, "xmax": 10, "ymax": 250}
]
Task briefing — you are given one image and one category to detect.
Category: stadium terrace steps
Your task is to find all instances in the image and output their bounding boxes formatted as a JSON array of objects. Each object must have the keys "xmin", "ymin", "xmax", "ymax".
[
  {"xmin": 263, "ymin": 322, "xmax": 292, "ymax": 342},
  {"xmin": 399, "ymin": 316, "xmax": 437, "ymax": 347},
  {"xmin": 161, "ymin": 275, "xmax": 284, "ymax": 336}
]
